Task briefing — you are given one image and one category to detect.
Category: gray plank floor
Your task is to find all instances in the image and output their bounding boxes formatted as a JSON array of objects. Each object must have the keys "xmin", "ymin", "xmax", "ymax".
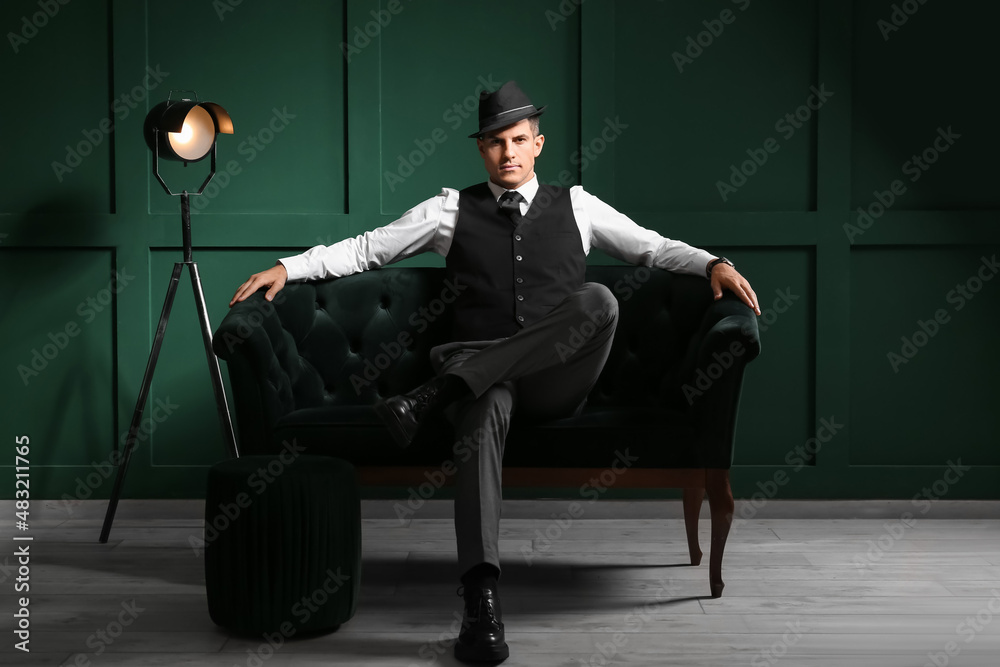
[{"xmin": 1, "ymin": 499, "xmax": 999, "ymax": 666}]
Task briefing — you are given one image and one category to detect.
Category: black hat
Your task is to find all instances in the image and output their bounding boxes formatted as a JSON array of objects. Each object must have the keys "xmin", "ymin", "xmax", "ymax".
[{"xmin": 468, "ymin": 81, "xmax": 546, "ymax": 138}]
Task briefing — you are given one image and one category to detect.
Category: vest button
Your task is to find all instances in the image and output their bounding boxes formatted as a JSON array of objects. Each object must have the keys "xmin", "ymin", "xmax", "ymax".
[
  {"xmin": 516, "ymin": 277, "xmax": 523, "ymax": 284},
  {"xmin": 517, "ymin": 315, "xmax": 525, "ymax": 322},
  {"xmin": 514, "ymin": 234, "xmax": 522, "ymax": 241},
  {"xmin": 517, "ymin": 295, "xmax": 524, "ymax": 301},
  {"xmin": 515, "ymin": 255, "xmax": 522, "ymax": 261}
]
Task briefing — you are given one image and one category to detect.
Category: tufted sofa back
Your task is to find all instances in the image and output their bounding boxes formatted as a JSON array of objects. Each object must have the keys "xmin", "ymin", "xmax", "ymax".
[{"xmin": 218, "ymin": 267, "xmax": 719, "ymax": 409}]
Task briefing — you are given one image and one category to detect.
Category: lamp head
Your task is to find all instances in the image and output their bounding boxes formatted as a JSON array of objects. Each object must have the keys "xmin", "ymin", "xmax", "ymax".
[{"xmin": 144, "ymin": 98, "xmax": 233, "ymax": 163}]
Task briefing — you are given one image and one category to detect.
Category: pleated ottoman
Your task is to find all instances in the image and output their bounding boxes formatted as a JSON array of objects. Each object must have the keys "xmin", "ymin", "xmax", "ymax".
[{"xmin": 204, "ymin": 451, "xmax": 361, "ymax": 636}]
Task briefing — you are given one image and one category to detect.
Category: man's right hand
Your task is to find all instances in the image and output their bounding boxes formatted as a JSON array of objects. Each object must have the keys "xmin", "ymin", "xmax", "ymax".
[{"xmin": 230, "ymin": 264, "xmax": 287, "ymax": 307}]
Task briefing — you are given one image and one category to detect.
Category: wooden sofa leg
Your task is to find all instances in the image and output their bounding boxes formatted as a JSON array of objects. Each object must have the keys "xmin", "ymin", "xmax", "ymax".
[
  {"xmin": 705, "ymin": 469, "xmax": 734, "ymax": 598},
  {"xmin": 682, "ymin": 488, "xmax": 704, "ymax": 566}
]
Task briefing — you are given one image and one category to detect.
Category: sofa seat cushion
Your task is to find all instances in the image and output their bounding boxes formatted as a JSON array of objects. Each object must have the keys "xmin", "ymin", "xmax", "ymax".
[{"xmin": 272, "ymin": 405, "xmax": 709, "ymax": 469}]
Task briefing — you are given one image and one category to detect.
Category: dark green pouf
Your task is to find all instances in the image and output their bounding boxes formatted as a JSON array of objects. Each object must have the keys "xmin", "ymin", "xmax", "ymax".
[{"xmin": 204, "ymin": 452, "xmax": 361, "ymax": 636}]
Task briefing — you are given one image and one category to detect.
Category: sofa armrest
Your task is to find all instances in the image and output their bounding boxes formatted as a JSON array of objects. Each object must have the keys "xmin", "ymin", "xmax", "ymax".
[
  {"xmin": 676, "ymin": 293, "xmax": 761, "ymax": 466},
  {"xmin": 212, "ymin": 289, "xmax": 312, "ymax": 454}
]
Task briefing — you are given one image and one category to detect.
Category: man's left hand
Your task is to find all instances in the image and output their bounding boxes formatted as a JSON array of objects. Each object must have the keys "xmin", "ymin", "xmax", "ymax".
[{"xmin": 711, "ymin": 264, "xmax": 760, "ymax": 315}]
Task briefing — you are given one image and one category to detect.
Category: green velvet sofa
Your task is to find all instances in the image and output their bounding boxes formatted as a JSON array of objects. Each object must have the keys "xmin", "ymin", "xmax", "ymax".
[{"xmin": 212, "ymin": 266, "xmax": 760, "ymax": 597}]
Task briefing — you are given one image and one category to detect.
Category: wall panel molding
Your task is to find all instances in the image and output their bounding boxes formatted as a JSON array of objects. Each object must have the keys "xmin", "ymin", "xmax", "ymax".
[{"xmin": 1, "ymin": 0, "xmax": 997, "ymax": 500}]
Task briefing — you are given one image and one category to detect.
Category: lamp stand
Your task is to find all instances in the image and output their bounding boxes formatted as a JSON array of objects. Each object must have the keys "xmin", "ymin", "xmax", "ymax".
[{"xmin": 99, "ymin": 191, "xmax": 239, "ymax": 543}]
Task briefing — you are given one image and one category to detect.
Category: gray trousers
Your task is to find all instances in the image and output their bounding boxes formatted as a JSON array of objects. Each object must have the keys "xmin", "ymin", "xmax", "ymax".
[{"xmin": 429, "ymin": 283, "xmax": 619, "ymax": 576}]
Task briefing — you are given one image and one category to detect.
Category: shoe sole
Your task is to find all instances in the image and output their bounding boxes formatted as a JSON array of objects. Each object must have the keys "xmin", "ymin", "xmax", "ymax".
[
  {"xmin": 454, "ymin": 641, "xmax": 510, "ymax": 663},
  {"xmin": 373, "ymin": 400, "xmax": 414, "ymax": 449}
]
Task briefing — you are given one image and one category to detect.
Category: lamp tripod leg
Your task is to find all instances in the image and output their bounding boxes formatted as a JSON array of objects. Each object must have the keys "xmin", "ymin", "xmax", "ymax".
[
  {"xmin": 188, "ymin": 261, "xmax": 240, "ymax": 459},
  {"xmin": 99, "ymin": 262, "xmax": 184, "ymax": 543}
]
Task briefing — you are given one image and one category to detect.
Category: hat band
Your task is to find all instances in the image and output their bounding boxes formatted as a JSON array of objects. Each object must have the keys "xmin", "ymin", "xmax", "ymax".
[{"xmin": 491, "ymin": 104, "xmax": 534, "ymax": 117}]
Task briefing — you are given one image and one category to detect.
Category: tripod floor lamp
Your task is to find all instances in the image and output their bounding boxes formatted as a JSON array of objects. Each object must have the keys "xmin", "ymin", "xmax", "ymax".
[{"xmin": 100, "ymin": 92, "xmax": 241, "ymax": 543}]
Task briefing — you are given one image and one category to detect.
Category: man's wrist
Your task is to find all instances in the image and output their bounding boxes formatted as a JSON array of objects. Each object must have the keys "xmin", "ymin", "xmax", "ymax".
[
  {"xmin": 706, "ymin": 256, "xmax": 735, "ymax": 279},
  {"xmin": 276, "ymin": 257, "xmax": 301, "ymax": 281}
]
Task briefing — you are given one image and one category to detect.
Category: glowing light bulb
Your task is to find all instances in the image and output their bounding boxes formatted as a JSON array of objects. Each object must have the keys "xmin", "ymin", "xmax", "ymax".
[
  {"xmin": 167, "ymin": 106, "xmax": 215, "ymax": 161},
  {"xmin": 173, "ymin": 122, "xmax": 194, "ymax": 145}
]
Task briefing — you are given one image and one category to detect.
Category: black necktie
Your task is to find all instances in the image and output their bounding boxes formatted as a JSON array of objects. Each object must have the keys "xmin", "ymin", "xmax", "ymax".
[{"xmin": 498, "ymin": 191, "xmax": 525, "ymax": 224}]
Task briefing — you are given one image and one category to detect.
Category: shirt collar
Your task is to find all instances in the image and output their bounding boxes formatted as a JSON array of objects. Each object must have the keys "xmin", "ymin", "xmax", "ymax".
[{"xmin": 487, "ymin": 175, "xmax": 539, "ymax": 206}]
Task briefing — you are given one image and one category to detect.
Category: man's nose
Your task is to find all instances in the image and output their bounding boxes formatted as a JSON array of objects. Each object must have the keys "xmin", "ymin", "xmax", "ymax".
[{"xmin": 502, "ymin": 141, "xmax": 516, "ymax": 158}]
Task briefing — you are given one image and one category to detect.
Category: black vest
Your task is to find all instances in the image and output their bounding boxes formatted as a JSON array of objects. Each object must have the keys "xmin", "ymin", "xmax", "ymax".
[{"xmin": 446, "ymin": 182, "xmax": 586, "ymax": 341}]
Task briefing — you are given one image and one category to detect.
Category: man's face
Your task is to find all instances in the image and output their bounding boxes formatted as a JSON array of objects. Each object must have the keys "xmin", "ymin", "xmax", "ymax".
[{"xmin": 477, "ymin": 119, "xmax": 545, "ymax": 190}]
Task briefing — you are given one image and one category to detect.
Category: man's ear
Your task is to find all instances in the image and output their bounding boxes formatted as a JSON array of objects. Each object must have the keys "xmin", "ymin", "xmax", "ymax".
[{"xmin": 534, "ymin": 133, "xmax": 544, "ymax": 157}]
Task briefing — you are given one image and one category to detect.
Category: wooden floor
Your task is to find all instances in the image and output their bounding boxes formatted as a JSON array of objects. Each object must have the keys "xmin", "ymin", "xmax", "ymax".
[{"xmin": 2, "ymin": 499, "xmax": 999, "ymax": 666}]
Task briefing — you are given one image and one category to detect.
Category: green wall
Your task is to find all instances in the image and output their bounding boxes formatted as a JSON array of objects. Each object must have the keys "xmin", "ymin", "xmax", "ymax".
[{"xmin": 2, "ymin": 0, "xmax": 997, "ymax": 502}]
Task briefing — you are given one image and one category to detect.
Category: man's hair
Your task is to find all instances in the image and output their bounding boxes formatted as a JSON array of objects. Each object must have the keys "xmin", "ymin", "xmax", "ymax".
[
  {"xmin": 528, "ymin": 116, "xmax": 540, "ymax": 137},
  {"xmin": 478, "ymin": 116, "xmax": 541, "ymax": 140}
]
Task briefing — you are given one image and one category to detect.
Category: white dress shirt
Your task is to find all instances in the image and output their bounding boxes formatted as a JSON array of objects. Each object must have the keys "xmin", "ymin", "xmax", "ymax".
[{"xmin": 279, "ymin": 175, "xmax": 714, "ymax": 281}]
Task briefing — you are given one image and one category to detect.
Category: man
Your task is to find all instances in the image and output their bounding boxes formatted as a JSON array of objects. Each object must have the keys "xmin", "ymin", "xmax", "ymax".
[{"xmin": 231, "ymin": 81, "xmax": 758, "ymax": 663}]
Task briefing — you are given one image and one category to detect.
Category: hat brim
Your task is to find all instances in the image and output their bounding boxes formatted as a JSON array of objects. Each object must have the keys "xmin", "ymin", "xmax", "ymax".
[{"xmin": 468, "ymin": 106, "xmax": 546, "ymax": 139}]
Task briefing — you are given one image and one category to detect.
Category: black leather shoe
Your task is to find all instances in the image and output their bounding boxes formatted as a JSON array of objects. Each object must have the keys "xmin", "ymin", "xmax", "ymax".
[
  {"xmin": 373, "ymin": 376, "xmax": 447, "ymax": 448},
  {"xmin": 454, "ymin": 584, "xmax": 509, "ymax": 663}
]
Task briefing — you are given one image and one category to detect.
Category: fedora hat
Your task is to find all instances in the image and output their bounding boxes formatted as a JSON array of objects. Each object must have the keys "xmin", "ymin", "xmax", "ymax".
[{"xmin": 468, "ymin": 81, "xmax": 546, "ymax": 138}]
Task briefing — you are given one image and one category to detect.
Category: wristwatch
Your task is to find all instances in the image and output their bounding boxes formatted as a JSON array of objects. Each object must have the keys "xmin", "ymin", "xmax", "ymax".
[{"xmin": 706, "ymin": 256, "xmax": 734, "ymax": 278}]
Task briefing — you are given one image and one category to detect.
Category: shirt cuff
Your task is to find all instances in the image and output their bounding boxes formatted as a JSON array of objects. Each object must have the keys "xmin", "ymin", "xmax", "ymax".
[
  {"xmin": 695, "ymin": 251, "xmax": 716, "ymax": 278},
  {"xmin": 277, "ymin": 256, "xmax": 307, "ymax": 281}
]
